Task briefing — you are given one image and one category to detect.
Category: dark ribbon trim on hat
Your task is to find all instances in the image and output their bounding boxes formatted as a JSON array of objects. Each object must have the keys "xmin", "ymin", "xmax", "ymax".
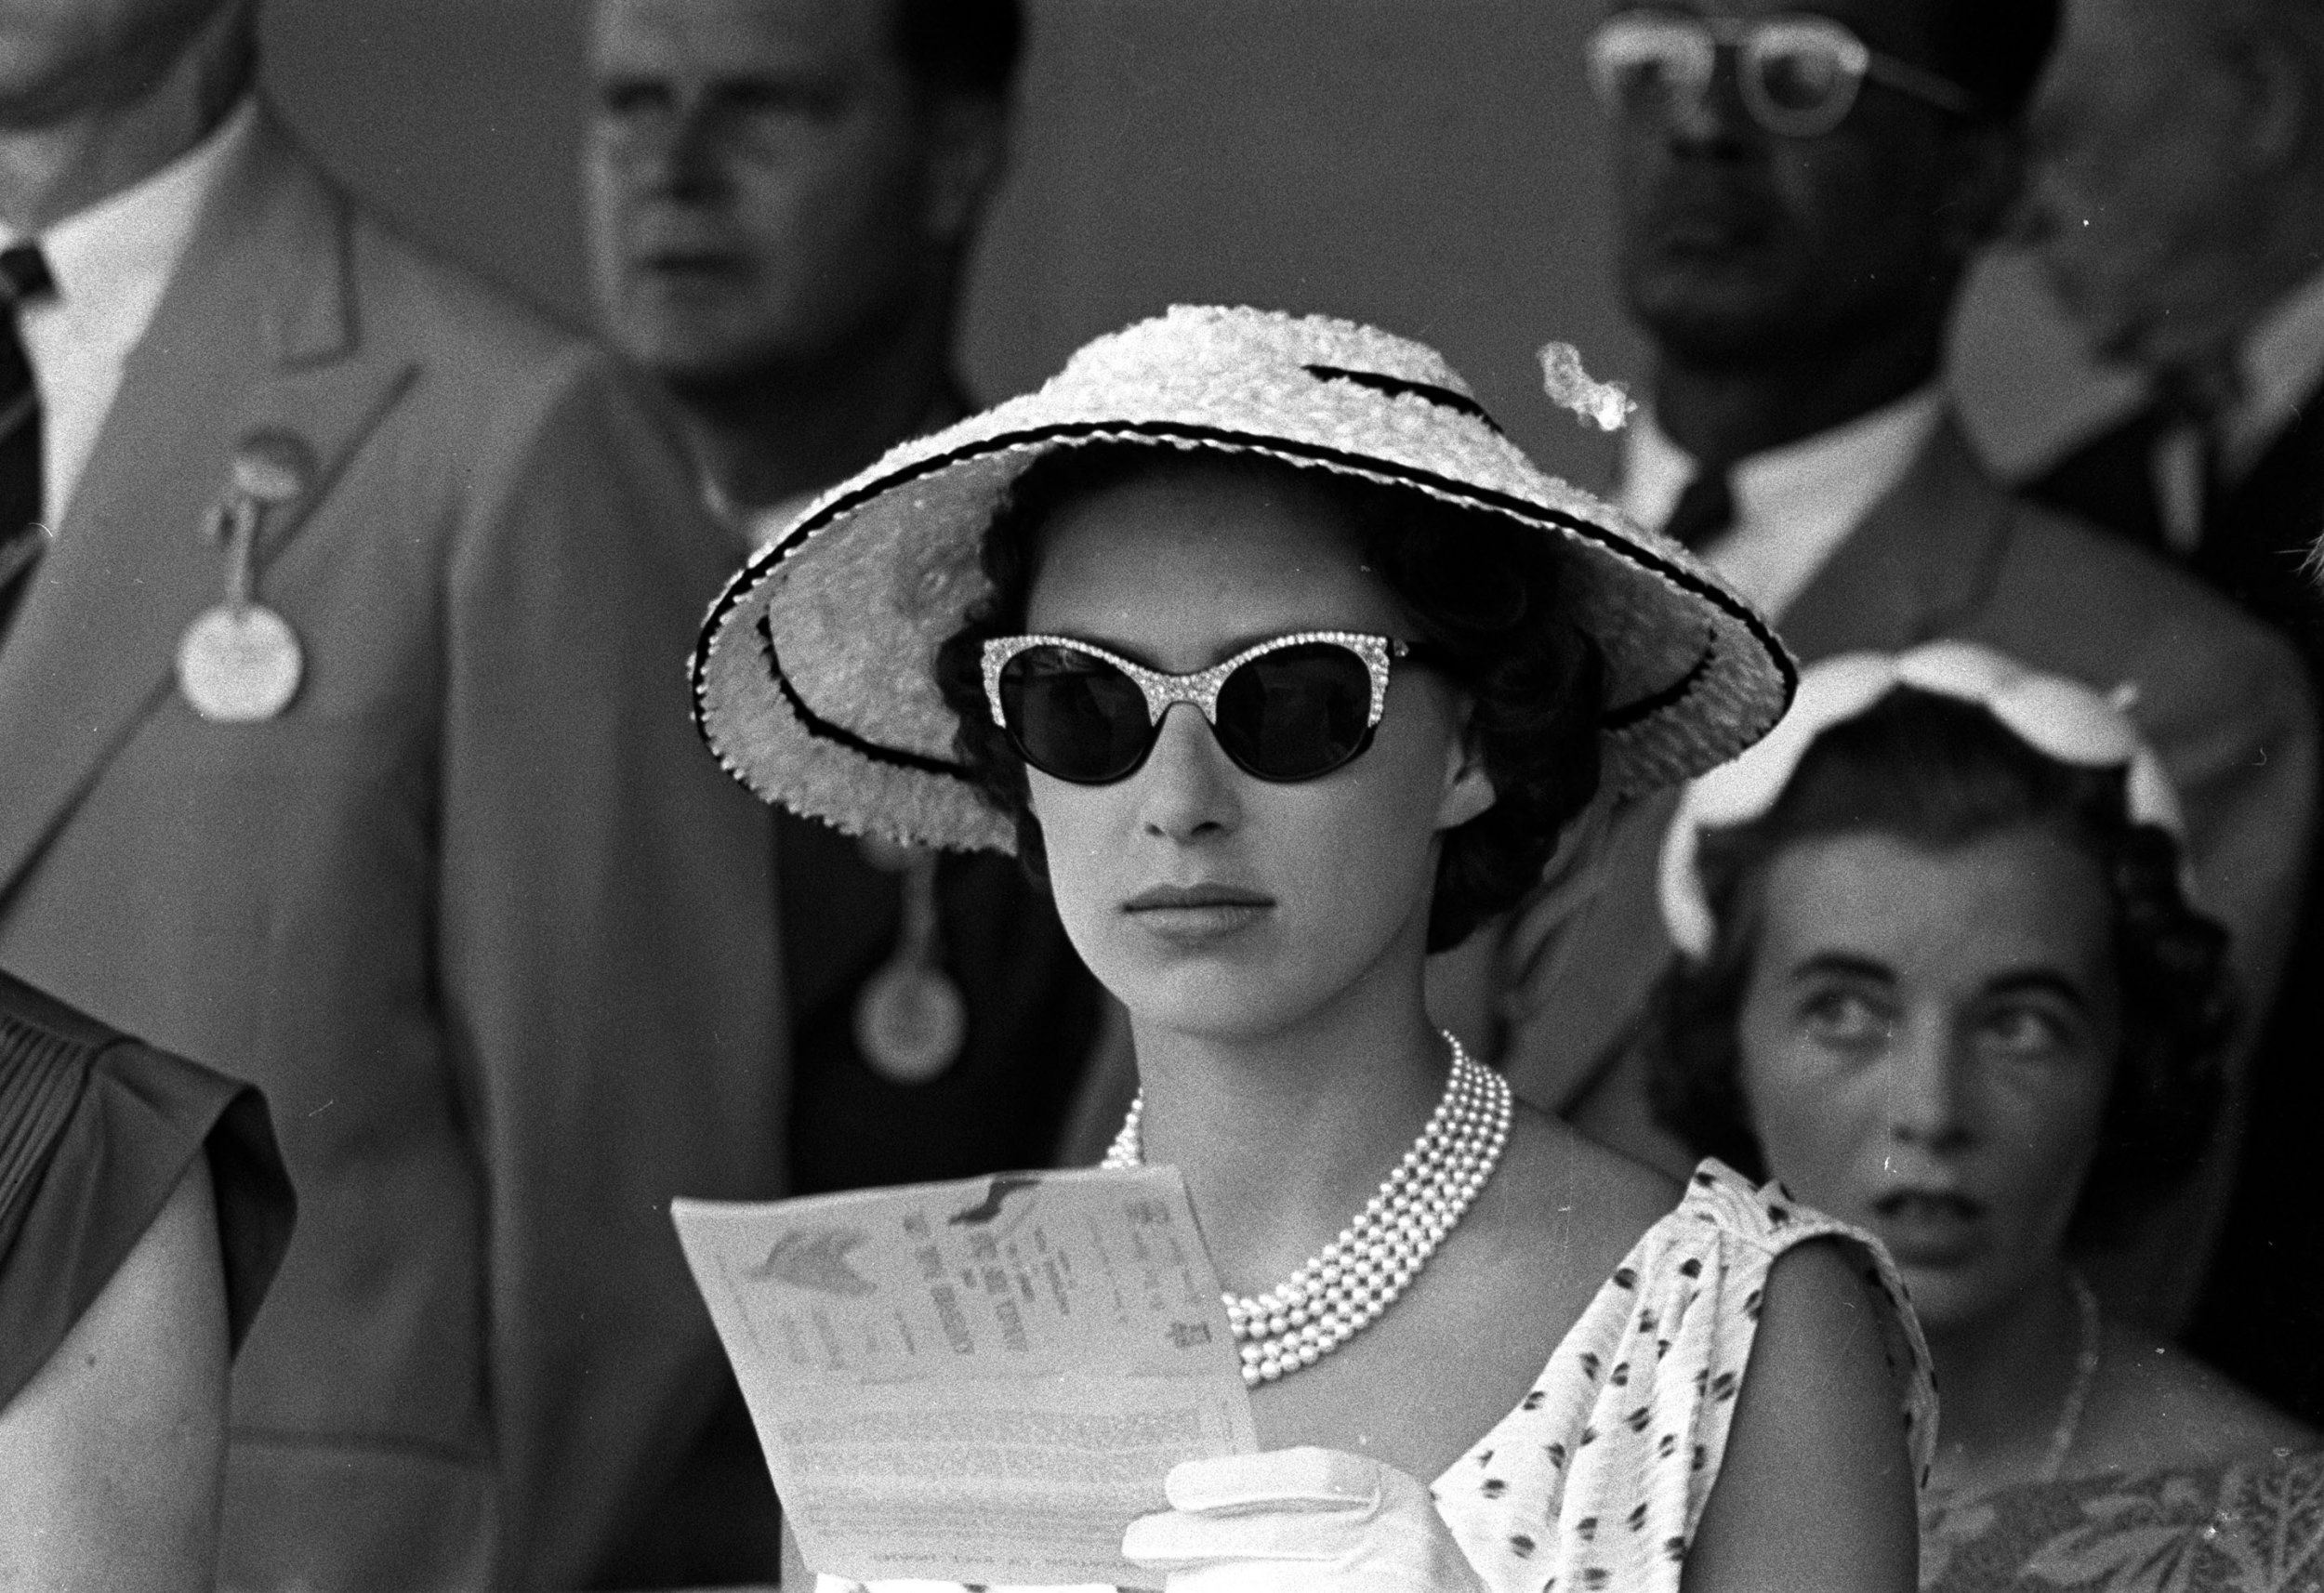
[
  {"xmin": 1301, "ymin": 365, "xmax": 1506, "ymax": 435},
  {"xmin": 1602, "ymin": 632, "xmax": 1716, "ymax": 732},
  {"xmin": 759, "ymin": 612, "xmax": 971, "ymax": 779},
  {"xmin": 693, "ymin": 418, "xmax": 1797, "ymax": 764}
]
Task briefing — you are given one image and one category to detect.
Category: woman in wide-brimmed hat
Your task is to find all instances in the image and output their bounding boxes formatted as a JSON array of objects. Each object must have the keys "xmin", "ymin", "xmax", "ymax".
[{"xmin": 695, "ymin": 305, "xmax": 1931, "ymax": 1591}]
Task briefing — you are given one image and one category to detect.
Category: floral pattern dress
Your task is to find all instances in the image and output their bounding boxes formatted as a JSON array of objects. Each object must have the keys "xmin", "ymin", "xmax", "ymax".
[
  {"xmin": 817, "ymin": 1160, "xmax": 1934, "ymax": 1593},
  {"xmin": 1921, "ymin": 1449, "xmax": 2324, "ymax": 1591}
]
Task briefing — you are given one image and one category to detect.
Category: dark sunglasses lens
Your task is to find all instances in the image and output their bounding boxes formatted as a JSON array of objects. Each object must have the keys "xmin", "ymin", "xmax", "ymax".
[
  {"xmin": 998, "ymin": 645, "xmax": 1155, "ymax": 783},
  {"xmin": 1754, "ymin": 40, "xmax": 1852, "ymax": 121},
  {"xmin": 1214, "ymin": 644, "xmax": 1375, "ymax": 781}
]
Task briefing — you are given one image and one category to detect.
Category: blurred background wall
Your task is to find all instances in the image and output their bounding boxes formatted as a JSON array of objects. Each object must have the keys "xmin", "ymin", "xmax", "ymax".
[{"xmin": 260, "ymin": 0, "xmax": 2144, "ymax": 492}]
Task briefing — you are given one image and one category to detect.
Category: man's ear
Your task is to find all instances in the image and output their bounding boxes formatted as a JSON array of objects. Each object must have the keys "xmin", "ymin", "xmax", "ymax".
[
  {"xmin": 1437, "ymin": 731, "xmax": 1498, "ymax": 833},
  {"xmin": 920, "ymin": 93, "xmax": 1010, "ymax": 244}
]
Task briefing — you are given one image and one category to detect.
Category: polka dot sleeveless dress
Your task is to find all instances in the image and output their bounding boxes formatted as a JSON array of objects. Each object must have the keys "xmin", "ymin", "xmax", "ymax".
[{"xmin": 818, "ymin": 1161, "xmax": 1934, "ymax": 1593}]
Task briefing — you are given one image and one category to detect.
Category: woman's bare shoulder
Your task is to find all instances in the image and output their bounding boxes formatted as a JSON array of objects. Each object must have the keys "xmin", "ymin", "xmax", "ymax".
[
  {"xmin": 1486, "ymin": 1101, "xmax": 1685, "ymax": 1275},
  {"xmin": 2080, "ymin": 1323, "xmax": 2316, "ymax": 1475}
]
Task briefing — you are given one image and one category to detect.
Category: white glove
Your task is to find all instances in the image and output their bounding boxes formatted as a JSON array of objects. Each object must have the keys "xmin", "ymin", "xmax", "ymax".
[{"xmin": 1120, "ymin": 1447, "xmax": 1490, "ymax": 1592}]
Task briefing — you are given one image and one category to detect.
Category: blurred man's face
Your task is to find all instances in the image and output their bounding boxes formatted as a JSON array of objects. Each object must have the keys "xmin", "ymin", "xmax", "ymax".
[
  {"xmin": 2020, "ymin": 1, "xmax": 2260, "ymax": 368},
  {"xmin": 586, "ymin": 0, "xmax": 944, "ymax": 386},
  {"xmin": 0, "ymin": 0, "xmax": 238, "ymax": 127},
  {"xmin": 1604, "ymin": 0, "xmax": 1983, "ymax": 371}
]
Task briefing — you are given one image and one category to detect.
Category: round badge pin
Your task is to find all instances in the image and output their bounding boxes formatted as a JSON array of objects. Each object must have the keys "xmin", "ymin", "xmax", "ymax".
[
  {"xmin": 853, "ymin": 962, "xmax": 968, "ymax": 1086},
  {"xmin": 177, "ymin": 603, "xmax": 304, "ymax": 722}
]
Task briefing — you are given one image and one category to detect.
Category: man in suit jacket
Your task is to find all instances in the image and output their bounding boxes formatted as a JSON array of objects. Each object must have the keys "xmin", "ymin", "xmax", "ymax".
[
  {"xmin": 1510, "ymin": 0, "xmax": 2317, "ymax": 1329},
  {"xmin": 0, "ymin": 3, "xmax": 785, "ymax": 1586},
  {"xmin": 580, "ymin": 2, "xmax": 1108, "ymax": 1582},
  {"xmin": 2016, "ymin": 0, "xmax": 2324, "ymax": 1419}
]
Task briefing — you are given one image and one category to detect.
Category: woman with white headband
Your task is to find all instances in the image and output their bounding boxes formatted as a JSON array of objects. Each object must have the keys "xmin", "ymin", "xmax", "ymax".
[
  {"xmin": 694, "ymin": 308, "xmax": 1932, "ymax": 1590},
  {"xmin": 1649, "ymin": 640, "xmax": 2317, "ymax": 1588}
]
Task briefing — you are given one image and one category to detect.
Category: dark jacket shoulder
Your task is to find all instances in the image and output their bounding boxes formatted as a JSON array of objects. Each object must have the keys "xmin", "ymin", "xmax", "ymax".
[{"xmin": 1984, "ymin": 490, "xmax": 2310, "ymax": 711}]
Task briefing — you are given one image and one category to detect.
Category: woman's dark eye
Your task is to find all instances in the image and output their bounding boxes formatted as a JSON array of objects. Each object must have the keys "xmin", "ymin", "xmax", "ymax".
[
  {"xmin": 1798, "ymin": 987, "xmax": 1893, "ymax": 1047},
  {"xmin": 1979, "ymin": 1003, "xmax": 2077, "ymax": 1060}
]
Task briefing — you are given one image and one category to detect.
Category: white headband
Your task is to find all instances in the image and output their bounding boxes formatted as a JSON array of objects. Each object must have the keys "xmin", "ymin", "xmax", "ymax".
[{"xmin": 1657, "ymin": 639, "xmax": 2189, "ymax": 960}]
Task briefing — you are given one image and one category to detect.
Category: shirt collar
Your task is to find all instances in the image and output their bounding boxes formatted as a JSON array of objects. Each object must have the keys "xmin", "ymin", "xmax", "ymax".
[
  {"xmin": 1618, "ymin": 404, "xmax": 1698, "ymax": 538},
  {"xmin": 3, "ymin": 97, "xmax": 257, "ymax": 323},
  {"xmin": 1620, "ymin": 384, "xmax": 1947, "ymax": 620},
  {"xmin": 2, "ymin": 99, "xmax": 258, "ymax": 528},
  {"xmin": 742, "ymin": 488, "xmax": 821, "ymax": 554}
]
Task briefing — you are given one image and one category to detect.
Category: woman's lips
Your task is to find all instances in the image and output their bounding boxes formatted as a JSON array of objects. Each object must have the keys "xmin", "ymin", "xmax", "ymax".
[
  {"xmin": 1121, "ymin": 884, "xmax": 1274, "ymax": 942},
  {"xmin": 1868, "ymin": 1190, "xmax": 1987, "ymax": 1267}
]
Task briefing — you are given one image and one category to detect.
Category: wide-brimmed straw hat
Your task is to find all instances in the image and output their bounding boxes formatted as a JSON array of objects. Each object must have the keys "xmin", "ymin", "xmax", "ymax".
[{"xmin": 692, "ymin": 305, "xmax": 1795, "ymax": 852}]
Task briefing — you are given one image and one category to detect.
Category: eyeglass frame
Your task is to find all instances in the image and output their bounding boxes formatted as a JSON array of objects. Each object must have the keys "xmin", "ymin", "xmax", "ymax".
[
  {"xmin": 1589, "ymin": 9, "xmax": 1977, "ymax": 140},
  {"xmin": 979, "ymin": 630, "xmax": 1416, "ymax": 783}
]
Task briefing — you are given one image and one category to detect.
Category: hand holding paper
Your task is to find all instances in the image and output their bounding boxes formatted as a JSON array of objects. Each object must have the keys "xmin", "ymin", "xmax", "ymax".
[
  {"xmin": 673, "ymin": 1168, "xmax": 1256, "ymax": 1586},
  {"xmin": 1121, "ymin": 1448, "xmax": 1489, "ymax": 1593}
]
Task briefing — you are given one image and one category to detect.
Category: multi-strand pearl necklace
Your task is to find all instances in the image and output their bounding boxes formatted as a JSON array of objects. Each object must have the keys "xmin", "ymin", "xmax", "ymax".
[{"xmin": 1101, "ymin": 1032, "xmax": 1512, "ymax": 1387}]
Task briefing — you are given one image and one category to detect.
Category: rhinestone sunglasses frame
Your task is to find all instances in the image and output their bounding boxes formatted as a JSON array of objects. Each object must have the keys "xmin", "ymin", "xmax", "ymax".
[{"xmin": 980, "ymin": 629, "xmax": 1409, "ymax": 780}]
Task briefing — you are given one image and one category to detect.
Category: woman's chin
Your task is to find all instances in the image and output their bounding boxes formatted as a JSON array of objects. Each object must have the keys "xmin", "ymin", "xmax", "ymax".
[
  {"xmin": 1111, "ymin": 975, "xmax": 1317, "ymax": 1044},
  {"xmin": 1093, "ymin": 948, "xmax": 1346, "ymax": 1045},
  {"xmin": 1070, "ymin": 901, "xmax": 1419, "ymax": 1048}
]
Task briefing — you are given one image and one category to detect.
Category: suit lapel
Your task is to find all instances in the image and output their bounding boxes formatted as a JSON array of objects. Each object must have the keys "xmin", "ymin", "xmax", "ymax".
[
  {"xmin": 0, "ymin": 106, "xmax": 416, "ymax": 901},
  {"xmin": 1776, "ymin": 413, "xmax": 2014, "ymax": 663}
]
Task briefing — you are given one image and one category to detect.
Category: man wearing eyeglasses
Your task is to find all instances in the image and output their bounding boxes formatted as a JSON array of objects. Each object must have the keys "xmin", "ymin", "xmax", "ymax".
[
  {"xmin": 2017, "ymin": 0, "xmax": 2324, "ymax": 1425},
  {"xmin": 1502, "ymin": 0, "xmax": 2317, "ymax": 1332}
]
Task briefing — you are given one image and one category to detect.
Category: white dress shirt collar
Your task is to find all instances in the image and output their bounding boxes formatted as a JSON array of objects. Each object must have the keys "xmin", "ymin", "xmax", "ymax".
[
  {"xmin": 2227, "ymin": 264, "xmax": 2324, "ymax": 478},
  {"xmin": 1621, "ymin": 384, "xmax": 1946, "ymax": 623},
  {"xmin": 2, "ymin": 97, "xmax": 258, "ymax": 528}
]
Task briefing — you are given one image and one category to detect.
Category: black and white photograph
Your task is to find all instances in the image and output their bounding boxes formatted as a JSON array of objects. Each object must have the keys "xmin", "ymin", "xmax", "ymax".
[{"xmin": 3, "ymin": 1, "xmax": 2321, "ymax": 1589}]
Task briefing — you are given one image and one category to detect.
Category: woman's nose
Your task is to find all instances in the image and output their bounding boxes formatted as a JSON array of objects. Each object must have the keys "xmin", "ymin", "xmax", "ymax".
[
  {"xmin": 1134, "ymin": 704, "xmax": 1243, "ymax": 843},
  {"xmin": 1885, "ymin": 1017, "xmax": 1973, "ymax": 1151}
]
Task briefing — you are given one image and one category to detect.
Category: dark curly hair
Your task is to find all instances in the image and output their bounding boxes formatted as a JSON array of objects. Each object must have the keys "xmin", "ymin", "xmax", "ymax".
[
  {"xmin": 931, "ymin": 442, "xmax": 1605, "ymax": 953},
  {"xmin": 1649, "ymin": 688, "xmax": 2236, "ymax": 1245}
]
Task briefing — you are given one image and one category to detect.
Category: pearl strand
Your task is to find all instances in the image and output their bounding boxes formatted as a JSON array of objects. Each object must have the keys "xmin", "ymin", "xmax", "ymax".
[{"xmin": 1100, "ymin": 1033, "xmax": 1513, "ymax": 1387}]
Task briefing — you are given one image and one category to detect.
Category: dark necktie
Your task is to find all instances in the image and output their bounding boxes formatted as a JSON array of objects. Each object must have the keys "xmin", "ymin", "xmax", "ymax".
[
  {"xmin": 0, "ymin": 243, "xmax": 55, "ymax": 644},
  {"xmin": 1662, "ymin": 466, "xmax": 1736, "ymax": 550}
]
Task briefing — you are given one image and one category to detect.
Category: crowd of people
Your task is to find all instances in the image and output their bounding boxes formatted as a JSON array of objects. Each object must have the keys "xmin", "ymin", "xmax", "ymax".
[{"xmin": 2, "ymin": 0, "xmax": 2322, "ymax": 1588}]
